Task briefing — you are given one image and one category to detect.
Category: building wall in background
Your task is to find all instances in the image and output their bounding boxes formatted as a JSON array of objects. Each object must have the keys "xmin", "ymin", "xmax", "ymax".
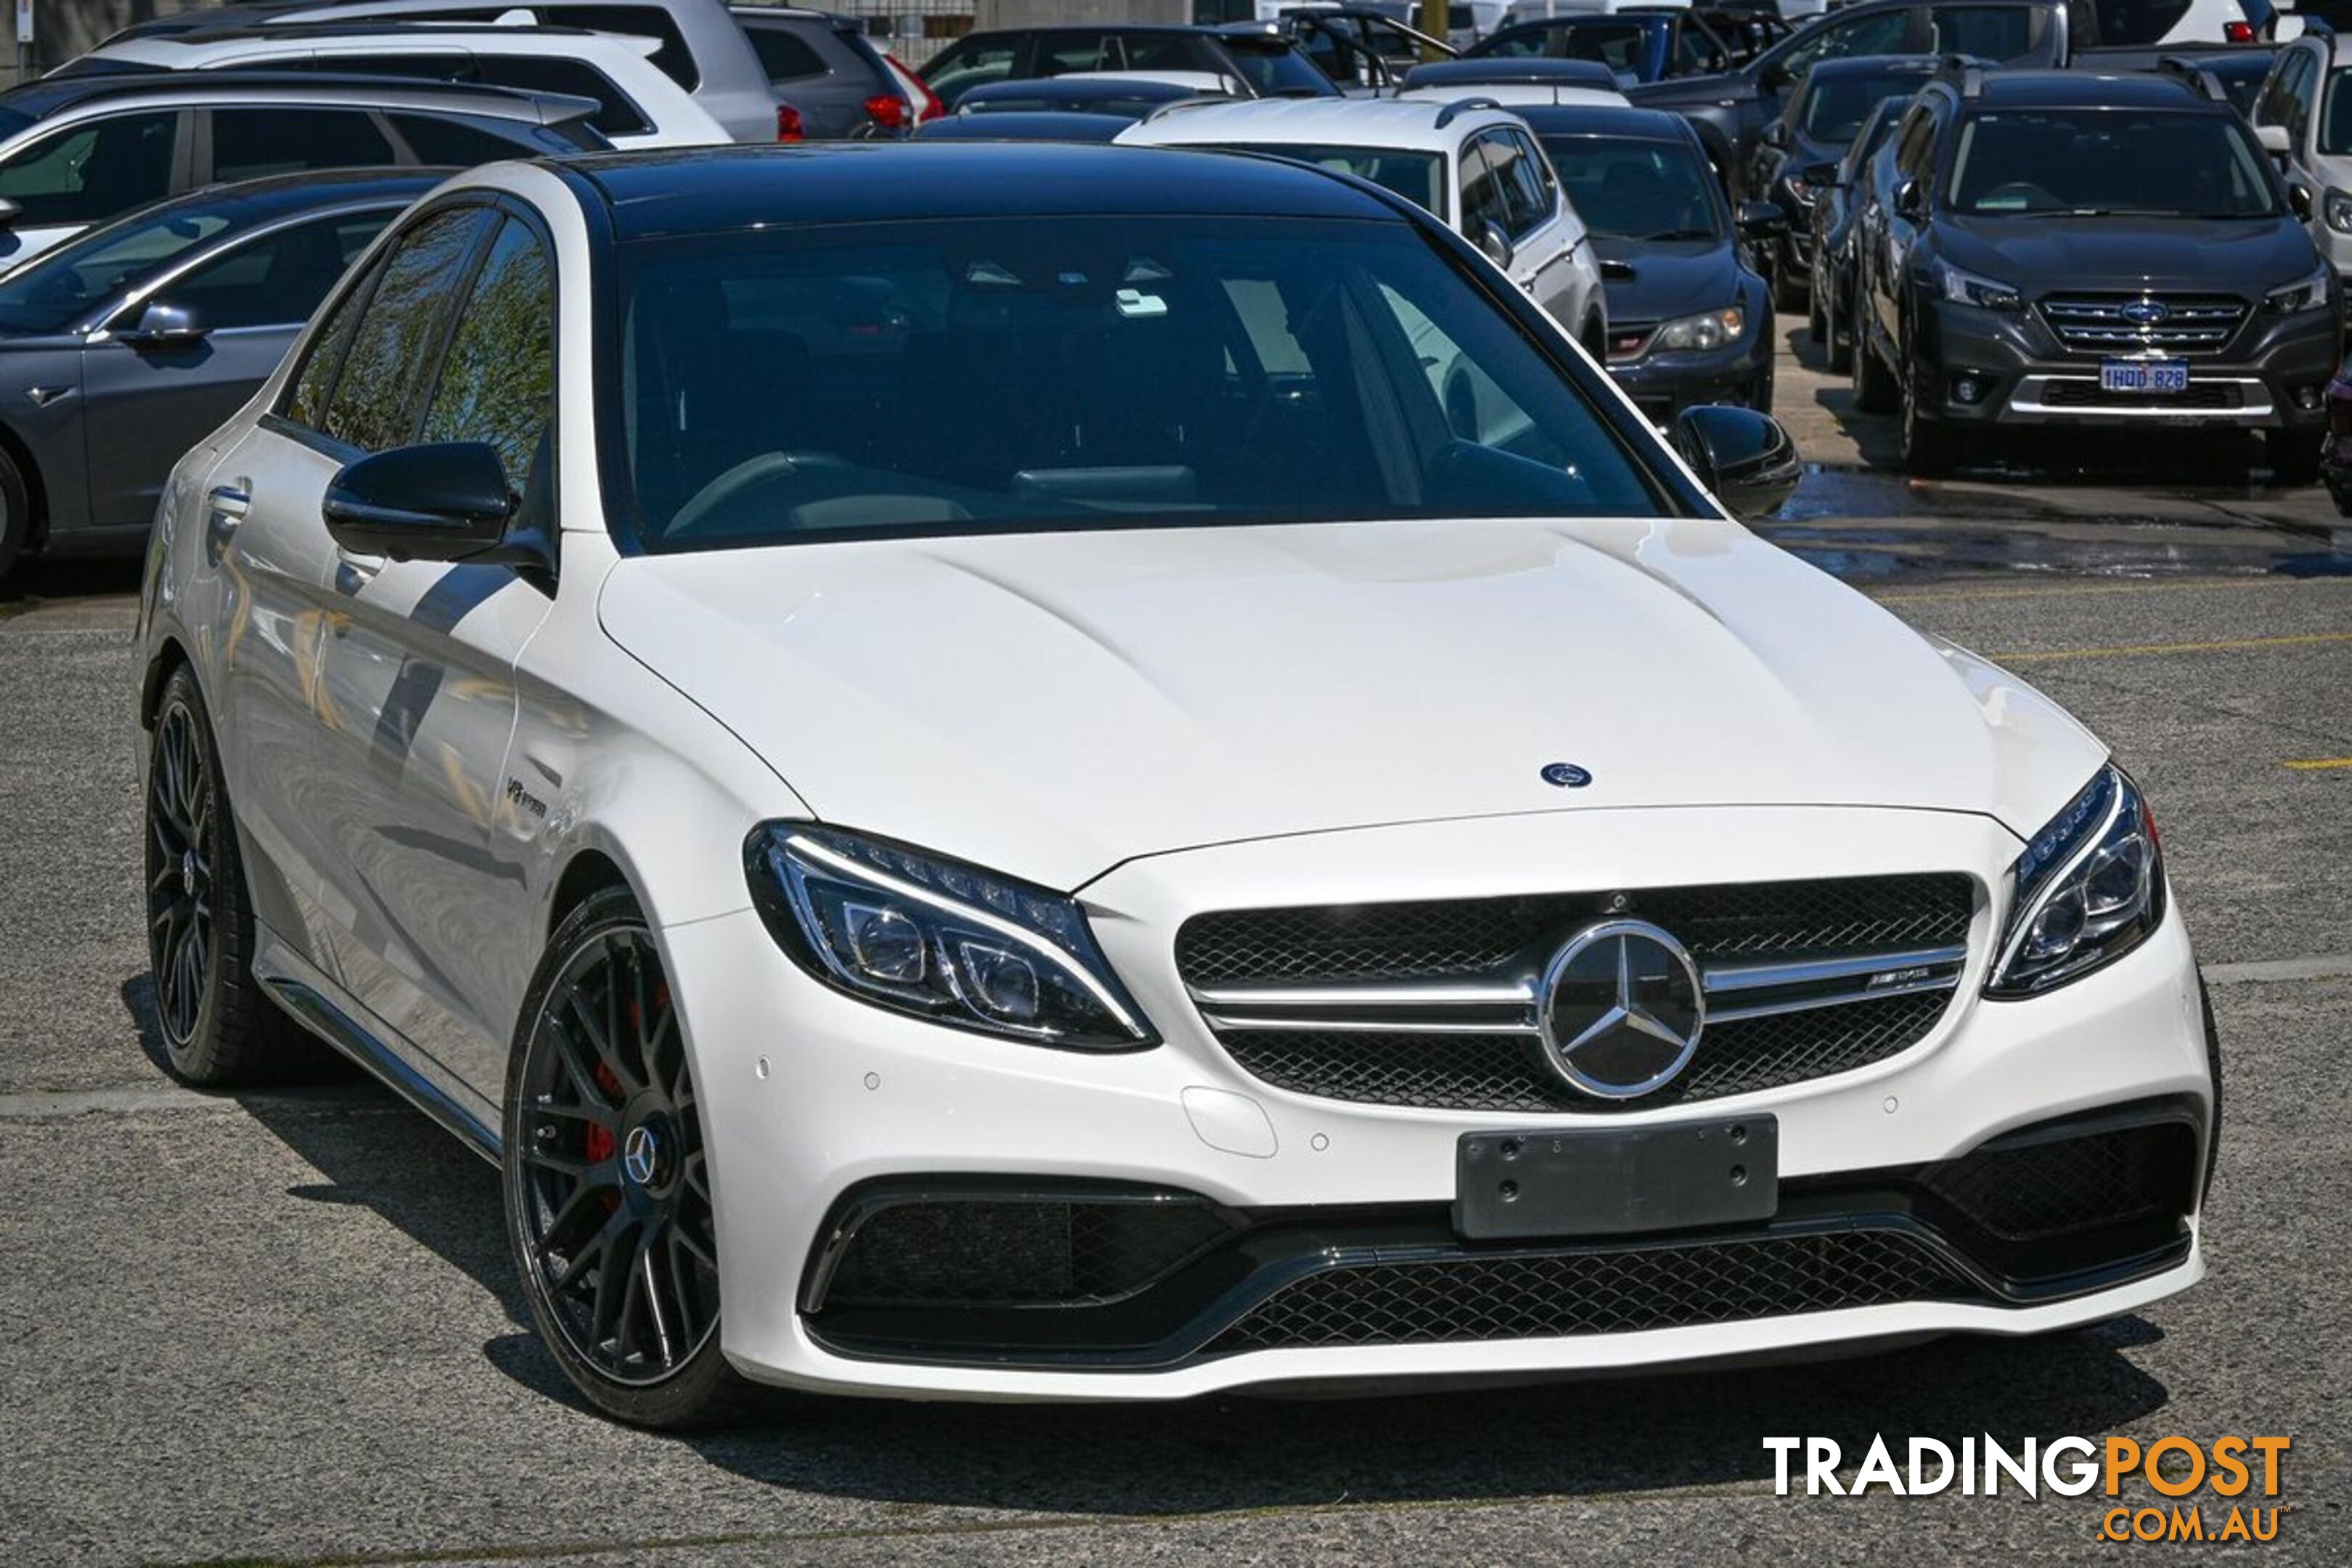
[{"xmin": 4, "ymin": 0, "xmax": 206, "ymax": 87}]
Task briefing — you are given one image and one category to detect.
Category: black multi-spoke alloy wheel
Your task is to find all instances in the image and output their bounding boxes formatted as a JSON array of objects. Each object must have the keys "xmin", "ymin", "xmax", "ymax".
[
  {"xmin": 504, "ymin": 888, "xmax": 756, "ymax": 1427},
  {"xmin": 144, "ymin": 666, "xmax": 311, "ymax": 1085},
  {"xmin": 1851, "ymin": 311, "xmax": 1900, "ymax": 414}
]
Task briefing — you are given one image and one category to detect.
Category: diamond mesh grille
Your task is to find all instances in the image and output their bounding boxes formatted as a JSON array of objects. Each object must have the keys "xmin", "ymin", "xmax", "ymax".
[
  {"xmin": 826, "ymin": 1197, "xmax": 1238, "ymax": 1307},
  {"xmin": 1206, "ymin": 1230, "xmax": 1972, "ymax": 1353}
]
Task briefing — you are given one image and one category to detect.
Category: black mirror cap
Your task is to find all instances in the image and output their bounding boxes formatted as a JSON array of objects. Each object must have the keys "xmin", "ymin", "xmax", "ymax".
[
  {"xmin": 1736, "ymin": 199, "xmax": 1787, "ymax": 236},
  {"xmin": 1894, "ymin": 176, "xmax": 1926, "ymax": 220},
  {"xmin": 2289, "ymin": 184, "xmax": 2314, "ymax": 221},
  {"xmin": 323, "ymin": 442, "xmax": 520, "ymax": 563},
  {"xmin": 0, "ymin": 197, "xmax": 21, "ymax": 229},
  {"xmin": 1599, "ymin": 256, "xmax": 1638, "ymax": 281},
  {"xmin": 1673, "ymin": 404, "xmax": 1800, "ymax": 520},
  {"xmin": 1799, "ymin": 158, "xmax": 1840, "ymax": 187}
]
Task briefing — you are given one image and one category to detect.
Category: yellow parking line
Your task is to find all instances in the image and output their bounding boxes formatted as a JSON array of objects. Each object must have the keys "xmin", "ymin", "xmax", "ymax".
[
  {"xmin": 1875, "ymin": 579, "xmax": 2302, "ymax": 605},
  {"xmin": 1990, "ymin": 632, "xmax": 2352, "ymax": 663},
  {"xmin": 2285, "ymin": 758, "xmax": 2352, "ymax": 772}
]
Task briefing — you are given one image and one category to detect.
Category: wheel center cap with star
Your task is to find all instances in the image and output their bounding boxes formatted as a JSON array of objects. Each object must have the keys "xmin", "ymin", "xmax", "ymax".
[{"xmin": 1536, "ymin": 919, "xmax": 1705, "ymax": 1099}]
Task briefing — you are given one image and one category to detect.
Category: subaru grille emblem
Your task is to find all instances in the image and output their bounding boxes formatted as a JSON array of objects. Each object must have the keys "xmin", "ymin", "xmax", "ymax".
[
  {"xmin": 1537, "ymin": 920, "xmax": 1705, "ymax": 1098},
  {"xmin": 1540, "ymin": 762, "xmax": 1593, "ymax": 788},
  {"xmin": 2120, "ymin": 299, "xmax": 2170, "ymax": 327}
]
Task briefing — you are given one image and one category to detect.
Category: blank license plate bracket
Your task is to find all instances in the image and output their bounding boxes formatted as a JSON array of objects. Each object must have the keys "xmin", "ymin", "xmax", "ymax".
[{"xmin": 1455, "ymin": 1116, "xmax": 1779, "ymax": 1240}]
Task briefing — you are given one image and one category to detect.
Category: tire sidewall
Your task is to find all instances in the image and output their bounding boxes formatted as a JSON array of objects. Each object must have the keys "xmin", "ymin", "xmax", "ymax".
[{"xmin": 499, "ymin": 887, "xmax": 748, "ymax": 1429}]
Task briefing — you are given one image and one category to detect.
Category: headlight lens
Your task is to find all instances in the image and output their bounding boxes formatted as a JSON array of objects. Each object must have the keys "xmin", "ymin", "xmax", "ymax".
[
  {"xmin": 1649, "ymin": 306, "xmax": 1746, "ymax": 353},
  {"xmin": 1986, "ymin": 765, "xmax": 2165, "ymax": 998},
  {"xmin": 2325, "ymin": 189, "xmax": 2352, "ymax": 235},
  {"xmin": 1935, "ymin": 261, "xmax": 2022, "ymax": 311},
  {"xmin": 2263, "ymin": 261, "xmax": 2333, "ymax": 315},
  {"xmin": 745, "ymin": 824, "xmax": 1155, "ymax": 1049}
]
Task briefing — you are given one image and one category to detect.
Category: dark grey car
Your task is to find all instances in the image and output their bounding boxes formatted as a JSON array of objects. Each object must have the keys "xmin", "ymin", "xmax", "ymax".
[
  {"xmin": 0, "ymin": 168, "xmax": 438, "ymax": 580},
  {"xmin": 730, "ymin": 6, "xmax": 910, "ymax": 138}
]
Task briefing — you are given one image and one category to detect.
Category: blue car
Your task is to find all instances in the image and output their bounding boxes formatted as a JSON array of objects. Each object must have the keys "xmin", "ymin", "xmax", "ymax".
[{"xmin": 1467, "ymin": 13, "xmax": 1736, "ymax": 86}]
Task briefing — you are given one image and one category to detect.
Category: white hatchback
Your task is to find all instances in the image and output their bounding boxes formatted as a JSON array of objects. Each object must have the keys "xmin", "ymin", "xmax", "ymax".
[{"xmin": 1119, "ymin": 96, "xmax": 1612, "ymax": 356}]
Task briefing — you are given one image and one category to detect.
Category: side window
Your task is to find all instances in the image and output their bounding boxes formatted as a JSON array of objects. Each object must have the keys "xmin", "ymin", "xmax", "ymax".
[
  {"xmin": 388, "ymin": 113, "xmax": 544, "ymax": 165},
  {"xmin": 1458, "ymin": 138, "xmax": 1508, "ymax": 237},
  {"xmin": 419, "ymin": 218, "xmax": 555, "ymax": 486},
  {"xmin": 322, "ymin": 208, "xmax": 497, "ymax": 453},
  {"xmin": 544, "ymin": 5, "xmax": 700, "ymax": 89},
  {"xmin": 2288, "ymin": 50, "xmax": 2320, "ymax": 146},
  {"xmin": 1489, "ymin": 131, "xmax": 1553, "ymax": 237},
  {"xmin": 1893, "ymin": 104, "xmax": 1937, "ymax": 181},
  {"xmin": 0, "ymin": 111, "xmax": 176, "ymax": 226},
  {"xmin": 1039, "ymin": 36, "xmax": 1113, "ymax": 75},
  {"xmin": 209, "ymin": 109, "xmax": 395, "ymax": 182},
  {"xmin": 149, "ymin": 213, "xmax": 391, "ymax": 332},
  {"xmin": 1514, "ymin": 130, "xmax": 1559, "ymax": 216},
  {"xmin": 469, "ymin": 57, "xmax": 654, "ymax": 137},
  {"xmin": 1781, "ymin": 9, "xmax": 1913, "ymax": 76},
  {"xmin": 746, "ymin": 28, "xmax": 830, "ymax": 86},
  {"xmin": 285, "ymin": 258, "xmax": 380, "ymax": 431},
  {"xmin": 926, "ymin": 41, "xmax": 1019, "ymax": 107}
]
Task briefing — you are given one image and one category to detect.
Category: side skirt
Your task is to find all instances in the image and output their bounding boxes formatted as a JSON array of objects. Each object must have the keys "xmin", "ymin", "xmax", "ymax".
[{"xmin": 252, "ymin": 932, "xmax": 502, "ymax": 1163}]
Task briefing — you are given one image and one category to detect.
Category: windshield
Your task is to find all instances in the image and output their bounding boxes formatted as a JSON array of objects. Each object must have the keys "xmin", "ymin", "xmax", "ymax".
[
  {"xmin": 614, "ymin": 216, "xmax": 1664, "ymax": 551},
  {"xmin": 1541, "ymin": 136, "xmax": 1721, "ymax": 241},
  {"xmin": 1945, "ymin": 109, "xmax": 2279, "ymax": 219},
  {"xmin": 1222, "ymin": 144, "xmax": 1445, "ymax": 213},
  {"xmin": 0, "ymin": 203, "xmax": 236, "ymax": 332},
  {"xmin": 1222, "ymin": 38, "xmax": 1341, "ymax": 96},
  {"xmin": 1801, "ymin": 71, "xmax": 1927, "ymax": 142},
  {"xmin": 2322, "ymin": 67, "xmax": 2352, "ymax": 156}
]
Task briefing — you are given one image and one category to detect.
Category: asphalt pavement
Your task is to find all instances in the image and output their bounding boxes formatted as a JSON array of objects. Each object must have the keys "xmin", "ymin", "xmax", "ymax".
[{"xmin": 2, "ymin": 319, "xmax": 2348, "ymax": 1567}]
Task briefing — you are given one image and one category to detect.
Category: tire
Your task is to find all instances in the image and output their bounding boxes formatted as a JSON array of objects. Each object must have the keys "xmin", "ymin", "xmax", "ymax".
[
  {"xmin": 2263, "ymin": 427, "xmax": 2321, "ymax": 486},
  {"xmin": 0, "ymin": 444, "xmax": 30, "ymax": 584},
  {"xmin": 1851, "ymin": 308, "xmax": 1900, "ymax": 415},
  {"xmin": 1900, "ymin": 367, "xmax": 1959, "ymax": 477},
  {"xmin": 1806, "ymin": 283, "xmax": 1826, "ymax": 345},
  {"xmin": 144, "ymin": 666, "xmax": 315, "ymax": 1085},
  {"xmin": 502, "ymin": 886, "xmax": 759, "ymax": 1429},
  {"xmin": 1826, "ymin": 282, "xmax": 1855, "ymax": 376},
  {"xmin": 1771, "ymin": 250, "xmax": 1807, "ymax": 314}
]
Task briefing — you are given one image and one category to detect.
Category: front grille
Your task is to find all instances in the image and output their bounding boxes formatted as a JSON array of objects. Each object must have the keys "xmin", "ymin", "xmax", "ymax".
[
  {"xmin": 822, "ymin": 1192, "xmax": 1239, "ymax": 1308},
  {"xmin": 1205, "ymin": 1230, "xmax": 1972, "ymax": 1353},
  {"xmin": 2038, "ymin": 378, "xmax": 2242, "ymax": 410},
  {"xmin": 1220, "ymin": 989, "xmax": 1953, "ymax": 1114},
  {"xmin": 2038, "ymin": 294, "xmax": 2247, "ymax": 355},
  {"xmin": 1179, "ymin": 875, "xmax": 1975, "ymax": 1112},
  {"xmin": 1923, "ymin": 1122, "xmax": 2199, "ymax": 1243},
  {"xmin": 1176, "ymin": 875, "xmax": 1973, "ymax": 987}
]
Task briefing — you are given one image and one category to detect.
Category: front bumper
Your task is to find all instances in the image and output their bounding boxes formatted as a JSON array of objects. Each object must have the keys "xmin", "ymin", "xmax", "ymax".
[
  {"xmin": 666, "ymin": 807, "xmax": 2213, "ymax": 1400},
  {"xmin": 1606, "ymin": 323, "xmax": 1775, "ymax": 421},
  {"xmin": 1918, "ymin": 294, "xmax": 2339, "ymax": 430}
]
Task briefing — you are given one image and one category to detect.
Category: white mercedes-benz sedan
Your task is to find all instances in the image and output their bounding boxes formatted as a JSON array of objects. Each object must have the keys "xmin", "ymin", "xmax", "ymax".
[{"xmin": 135, "ymin": 144, "xmax": 2216, "ymax": 1428}]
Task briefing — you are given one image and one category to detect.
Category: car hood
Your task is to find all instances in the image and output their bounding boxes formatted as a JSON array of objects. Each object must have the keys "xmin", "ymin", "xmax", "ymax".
[
  {"xmin": 1940, "ymin": 213, "xmax": 2319, "ymax": 293},
  {"xmin": 597, "ymin": 519, "xmax": 2099, "ymax": 889},
  {"xmin": 1593, "ymin": 238, "xmax": 1742, "ymax": 324}
]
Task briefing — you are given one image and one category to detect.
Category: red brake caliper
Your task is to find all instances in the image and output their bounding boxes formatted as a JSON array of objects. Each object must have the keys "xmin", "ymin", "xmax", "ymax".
[{"xmin": 585, "ymin": 1061, "xmax": 624, "ymax": 1210}]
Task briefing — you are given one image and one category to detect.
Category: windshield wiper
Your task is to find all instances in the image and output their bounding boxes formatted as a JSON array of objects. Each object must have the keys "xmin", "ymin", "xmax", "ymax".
[
  {"xmin": 1984, "ymin": 207, "xmax": 2266, "ymax": 220},
  {"xmin": 1628, "ymin": 228, "xmax": 1718, "ymax": 241}
]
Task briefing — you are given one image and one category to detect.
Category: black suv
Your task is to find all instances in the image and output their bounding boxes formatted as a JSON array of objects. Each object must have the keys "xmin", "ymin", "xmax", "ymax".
[
  {"xmin": 1748, "ymin": 53, "xmax": 1940, "ymax": 310},
  {"xmin": 1849, "ymin": 67, "xmax": 2340, "ymax": 475}
]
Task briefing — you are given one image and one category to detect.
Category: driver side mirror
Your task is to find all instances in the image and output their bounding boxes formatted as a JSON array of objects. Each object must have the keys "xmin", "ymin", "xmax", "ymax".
[
  {"xmin": 1477, "ymin": 221, "xmax": 1515, "ymax": 271},
  {"xmin": 1736, "ymin": 200, "xmax": 1787, "ymax": 237},
  {"xmin": 118, "ymin": 301, "xmax": 209, "ymax": 347},
  {"xmin": 1673, "ymin": 405, "xmax": 1800, "ymax": 520},
  {"xmin": 2258, "ymin": 121, "xmax": 2292, "ymax": 161},
  {"xmin": 0, "ymin": 197, "xmax": 20, "ymax": 230},
  {"xmin": 323, "ymin": 442, "xmax": 520, "ymax": 563},
  {"xmin": 1893, "ymin": 177, "xmax": 1926, "ymax": 221},
  {"xmin": 2289, "ymin": 183, "xmax": 2314, "ymax": 221},
  {"xmin": 1758, "ymin": 61, "xmax": 1792, "ymax": 94},
  {"xmin": 1799, "ymin": 158, "xmax": 1841, "ymax": 187}
]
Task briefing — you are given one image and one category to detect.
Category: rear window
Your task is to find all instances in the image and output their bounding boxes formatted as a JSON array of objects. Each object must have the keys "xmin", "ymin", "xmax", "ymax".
[
  {"xmin": 1801, "ymin": 71, "xmax": 1930, "ymax": 142},
  {"xmin": 388, "ymin": 111, "xmax": 560, "ymax": 163},
  {"xmin": 745, "ymin": 26, "xmax": 831, "ymax": 85},
  {"xmin": 1221, "ymin": 37, "xmax": 1342, "ymax": 97},
  {"xmin": 2088, "ymin": 0, "xmax": 2194, "ymax": 45}
]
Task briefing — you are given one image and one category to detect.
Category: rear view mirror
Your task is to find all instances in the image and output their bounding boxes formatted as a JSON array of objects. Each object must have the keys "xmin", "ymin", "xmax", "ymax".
[
  {"xmin": 119, "ymin": 301, "xmax": 209, "ymax": 346},
  {"xmin": 1477, "ymin": 221, "xmax": 1515, "ymax": 271},
  {"xmin": 1674, "ymin": 405, "xmax": 1801, "ymax": 520},
  {"xmin": 1799, "ymin": 159, "xmax": 1841, "ymax": 187},
  {"xmin": 323, "ymin": 442, "xmax": 518, "ymax": 563},
  {"xmin": 1599, "ymin": 257, "xmax": 1637, "ymax": 281},
  {"xmin": 2258, "ymin": 122, "xmax": 2292, "ymax": 158},
  {"xmin": 0, "ymin": 197, "xmax": 20, "ymax": 229},
  {"xmin": 1894, "ymin": 177, "xmax": 1925, "ymax": 220},
  {"xmin": 2289, "ymin": 184, "xmax": 2314, "ymax": 221},
  {"xmin": 1736, "ymin": 200, "xmax": 1787, "ymax": 237}
]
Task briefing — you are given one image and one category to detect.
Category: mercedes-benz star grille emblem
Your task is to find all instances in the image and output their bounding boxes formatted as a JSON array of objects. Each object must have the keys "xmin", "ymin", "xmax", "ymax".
[
  {"xmin": 621, "ymin": 1125, "xmax": 660, "ymax": 1187},
  {"xmin": 1537, "ymin": 919, "xmax": 1705, "ymax": 1099}
]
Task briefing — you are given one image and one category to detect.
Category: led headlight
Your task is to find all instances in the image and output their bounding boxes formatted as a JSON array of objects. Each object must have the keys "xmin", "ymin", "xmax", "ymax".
[
  {"xmin": 2327, "ymin": 189, "xmax": 2352, "ymax": 236},
  {"xmin": 745, "ymin": 824, "xmax": 1155, "ymax": 1049},
  {"xmin": 1935, "ymin": 261, "xmax": 2022, "ymax": 311},
  {"xmin": 2263, "ymin": 261, "xmax": 2332, "ymax": 315},
  {"xmin": 1650, "ymin": 306, "xmax": 1746, "ymax": 353},
  {"xmin": 1986, "ymin": 765, "xmax": 2165, "ymax": 998}
]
